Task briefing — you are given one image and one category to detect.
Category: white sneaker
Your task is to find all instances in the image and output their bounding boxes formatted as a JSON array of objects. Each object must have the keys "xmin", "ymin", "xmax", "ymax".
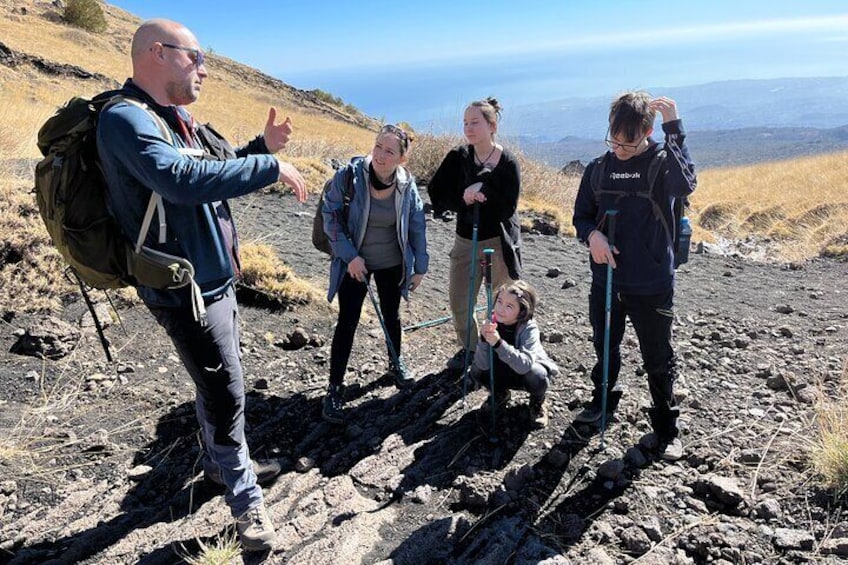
[
  {"xmin": 236, "ymin": 503, "xmax": 275, "ymax": 551},
  {"xmin": 660, "ymin": 438, "xmax": 684, "ymax": 462}
]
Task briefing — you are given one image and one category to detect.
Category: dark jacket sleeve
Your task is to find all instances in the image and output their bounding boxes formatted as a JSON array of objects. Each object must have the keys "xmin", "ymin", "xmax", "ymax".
[
  {"xmin": 99, "ymin": 103, "xmax": 279, "ymax": 206},
  {"xmin": 235, "ymin": 135, "xmax": 270, "ymax": 157},
  {"xmin": 660, "ymin": 119, "xmax": 697, "ymax": 199},
  {"xmin": 478, "ymin": 152, "xmax": 520, "ymax": 221},
  {"xmin": 572, "ymin": 161, "xmax": 600, "ymax": 244},
  {"xmin": 427, "ymin": 148, "xmax": 465, "ymax": 215}
]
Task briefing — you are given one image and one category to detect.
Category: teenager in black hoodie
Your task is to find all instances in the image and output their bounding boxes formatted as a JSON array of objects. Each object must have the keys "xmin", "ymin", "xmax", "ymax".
[{"xmin": 572, "ymin": 91, "xmax": 697, "ymax": 461}]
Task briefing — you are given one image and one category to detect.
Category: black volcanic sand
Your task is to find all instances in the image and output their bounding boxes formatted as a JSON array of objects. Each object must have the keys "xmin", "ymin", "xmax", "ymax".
[{"xmin": 1, "ymin": 189, "xmax": 847, "ymax": 564}]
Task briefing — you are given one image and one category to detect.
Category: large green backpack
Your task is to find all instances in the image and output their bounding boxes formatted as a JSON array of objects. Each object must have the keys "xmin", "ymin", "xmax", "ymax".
[
  {"xmin": 35, "ymin": 92, "xmax": 196, "ymax": 291},
  {"xmin": 35, "ymin": 92, "xmax": 204, "ymax": 359}
]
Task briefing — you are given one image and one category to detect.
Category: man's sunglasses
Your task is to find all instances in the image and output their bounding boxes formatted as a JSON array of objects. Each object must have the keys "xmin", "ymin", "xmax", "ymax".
[{"xmin": 161, "ymin": 43, "xmax": 205, "ymax": 67}]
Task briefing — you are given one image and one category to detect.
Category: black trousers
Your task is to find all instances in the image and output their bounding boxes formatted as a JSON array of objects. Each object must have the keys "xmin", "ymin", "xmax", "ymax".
[
  {"xmin": 589, "ymin": 285, "xmax": 679, "ymax": 439},
  {"xmin": 330, "ymin": 264, "xmax": 403, "ymax": 386}
]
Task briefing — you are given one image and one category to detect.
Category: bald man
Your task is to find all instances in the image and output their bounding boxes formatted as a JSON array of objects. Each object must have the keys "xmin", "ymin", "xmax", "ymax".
[{"xmin": 97, "ymin": 19, "xmax": 306, "ymax": 551}]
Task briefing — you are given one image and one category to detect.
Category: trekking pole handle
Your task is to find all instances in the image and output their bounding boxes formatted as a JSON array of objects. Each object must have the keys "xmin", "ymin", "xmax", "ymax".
[
  {"xmin": 483, "ymin": 248, "xmax": 495, "ymax": 313},
  {"xmin": 472, "ymin": 201, "xmax": 480, "ymax": 226},
  {"xmin": 606, "ymin": 209, "xmax": 619, "ymax": 249},
  {"xmin": 483, "ymin": 248, "xmax": 494, "ymax": 285}
]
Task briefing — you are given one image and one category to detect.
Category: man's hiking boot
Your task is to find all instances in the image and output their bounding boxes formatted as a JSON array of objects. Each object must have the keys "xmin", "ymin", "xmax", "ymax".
[
  {"xmin": 446, "ymin": 348, "xmax": 471, "ymax": 373},
  {"xmin": 529, "ymin": 395, "xmax": 548, "ymax": 429},
  {"xmin": 203, "ymin": 458, "xmax": 281, "ymax": 487},
  {"xmin": 659, "ymin": 437, "xmax": 684, "ymax": 462},
  {"xmin": 388, "ymin": 358, "xmax": 415, "ymax": 388},
  {"xmin": 322, "ymin": 383, "xmax": 345, "ymax": 424},
  {"xmin": 236, "ymin": 502, "xmax": 275, "ymax": 551}
]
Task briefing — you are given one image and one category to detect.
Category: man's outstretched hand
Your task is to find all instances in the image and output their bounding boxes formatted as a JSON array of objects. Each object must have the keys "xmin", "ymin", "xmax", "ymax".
[{"xmin": 278, "ymin": 161, "xmax": 307, "ymax": 203}]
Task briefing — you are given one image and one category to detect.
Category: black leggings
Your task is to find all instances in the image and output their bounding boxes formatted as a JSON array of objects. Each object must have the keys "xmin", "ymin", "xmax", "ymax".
[{"xmin": 329, "ymin": 264, "xmax": 403, "ymax": 385}]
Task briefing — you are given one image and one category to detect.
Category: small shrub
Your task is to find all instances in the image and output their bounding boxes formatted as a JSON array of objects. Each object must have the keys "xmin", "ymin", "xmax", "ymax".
[
  {"xmin": 812, "ymin": 365, "xmax": 848, "ymax": 497},
  {"xmin": 405, "ymin": 133, "xmax": 459, "ymax": 186},
  {"xmin": 63, "ymin": 0, "xmax": 107, "ymax": 34},
  {"xmin": 309, "ymin": 89, "xmax": 344, "ymax": 107}
]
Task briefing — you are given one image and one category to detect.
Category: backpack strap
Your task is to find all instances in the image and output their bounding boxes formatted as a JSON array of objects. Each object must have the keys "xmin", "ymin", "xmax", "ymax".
[
  {"xmin": 645, "ymin": 148, "xmax": 673, "ymax": 241},
  {"xmin": 591, "ymin": 148, "xmax": 674, "ymax": 242},
  {"xmin": 341, "ymin": 165, "xmax": 354, "ymax": 221},
  {"xmin": 107, "ymin": 96, "xmax": 208, "ymax": 326},
  {"xmin": 105, "ymin": 96, "xmax": 175, "ymax": 250}
]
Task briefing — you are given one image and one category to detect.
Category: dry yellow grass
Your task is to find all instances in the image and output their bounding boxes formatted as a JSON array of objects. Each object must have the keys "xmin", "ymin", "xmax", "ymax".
[
  {"xmin": 239, "ymin": 242, "xmax": 323, "ymax": 306},
  {"xmin": 694, "ymin": 152, "xmax": 848, "ymax": 260},
  {"xmin": 811, "ymin": 364, "xmax": 848, "ymax": 497},
  {"xmin": 177, "ymin": 528, "xmax": 242, "ymax": 565}
]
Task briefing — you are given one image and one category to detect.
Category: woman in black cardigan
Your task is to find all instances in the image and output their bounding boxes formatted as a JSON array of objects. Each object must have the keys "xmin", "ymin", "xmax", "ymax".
[{"xmin": 428, "ymin": 97, "xmax": 522, "ymax": 372}]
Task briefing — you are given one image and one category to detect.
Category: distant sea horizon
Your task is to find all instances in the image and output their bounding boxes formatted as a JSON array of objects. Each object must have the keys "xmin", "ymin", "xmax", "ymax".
[{"xmin": 281, "ymin": 43, "xmax": 848, "ymax": 138}]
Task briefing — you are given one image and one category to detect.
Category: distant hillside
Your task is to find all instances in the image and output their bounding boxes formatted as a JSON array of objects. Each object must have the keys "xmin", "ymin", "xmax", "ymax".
[
  {"xmin": 516, "ymin": 125, "xmax": 848, "ymax": 170},
  {"xmin": 506, "ymin": 76, "xmax": 848, "ymax": 141},
  {"xmin": 0, "ymin": 0, "xmax": 379, "ymax": 160}
]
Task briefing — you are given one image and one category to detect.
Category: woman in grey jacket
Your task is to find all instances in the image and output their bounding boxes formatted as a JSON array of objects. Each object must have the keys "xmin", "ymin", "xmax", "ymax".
[
  {"xmin": 474, "ymin": 280, "xmax": 559, "ymax": 428},
  {"xmin": 321, "ymin": 124, "xmax": 429, "ymax": 424}
]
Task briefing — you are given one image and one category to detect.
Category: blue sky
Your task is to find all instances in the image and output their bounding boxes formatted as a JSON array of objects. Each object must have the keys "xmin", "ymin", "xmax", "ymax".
[{"xmin": 109, "ymin": 1, "xmax": 848, "ymax": 130}]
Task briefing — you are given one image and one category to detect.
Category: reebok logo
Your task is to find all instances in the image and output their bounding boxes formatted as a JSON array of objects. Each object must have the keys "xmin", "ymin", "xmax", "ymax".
[{"xmin": 610, "ymin": 172, "xmax": 641, "ymax": 180}]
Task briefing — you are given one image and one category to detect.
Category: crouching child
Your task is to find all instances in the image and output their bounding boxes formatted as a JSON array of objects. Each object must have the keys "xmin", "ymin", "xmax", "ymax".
[{"xmin": 473, "ymin": 280, "xmax": 559, "ymax": 428}]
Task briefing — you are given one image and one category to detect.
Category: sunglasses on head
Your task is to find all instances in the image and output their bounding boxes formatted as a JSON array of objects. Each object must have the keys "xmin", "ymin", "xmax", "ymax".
[
  {"xmin": 161, "ymin": 43, "xmax": 205, "ymax": 67},
  {"xmin": 380, "ymin": 124, "xmax": 409, "ymax": 149}
]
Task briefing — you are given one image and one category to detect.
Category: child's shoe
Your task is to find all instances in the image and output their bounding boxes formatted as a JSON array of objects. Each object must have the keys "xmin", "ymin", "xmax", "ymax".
[{"xmin": 529, "ymin": 395, "xmax": 548, "ymax": 428}]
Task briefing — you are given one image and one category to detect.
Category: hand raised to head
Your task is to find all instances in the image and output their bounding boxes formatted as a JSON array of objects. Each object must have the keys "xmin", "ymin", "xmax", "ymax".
[
  {"xmin": 649, "ymin": 97, "xmax": 679, "ymax": 123},
  {"xmin": 264, "ymin": 107, "xmax": 293, "ymax": 153}
]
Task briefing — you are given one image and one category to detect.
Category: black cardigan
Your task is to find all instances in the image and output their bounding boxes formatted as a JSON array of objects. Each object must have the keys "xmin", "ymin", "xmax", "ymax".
[{"xmin": 428, "ymin": 144, "xmax": 523, "ymax": 279}]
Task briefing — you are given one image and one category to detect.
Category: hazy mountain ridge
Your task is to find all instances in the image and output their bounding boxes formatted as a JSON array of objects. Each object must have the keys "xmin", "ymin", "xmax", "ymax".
[
  {"xmin": 517, "ymin": 124, "xmax": 848, "ymax": 170},
  {"xmin": 506, "ymin": 76, "xmax": 848, "ymax": 141}
]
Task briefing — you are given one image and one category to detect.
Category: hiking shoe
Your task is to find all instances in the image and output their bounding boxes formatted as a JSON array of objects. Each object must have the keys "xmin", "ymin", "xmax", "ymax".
[
  {"xmin": 446, "ymin": 348, "xmax": 471, "ymax": 372},
  {"xmin": 204, "ymin": 458, "xmax": 282, "ymax": 487},
  {"xmin": 574, "ymin": 401, "xmax": 604, "ymax": 423},
  {"xmin": 236, "ymin": 502, "xmax": 275, "ymax": 551},
  {"xmin": 529, "ymin": 395, "xmax": 548, "ymax": 429},
  {"xmin": 486, "ymin": 388, "xmax": 511, "ymax": 410},
  {"xmin": 659, "ymin": 437, "xmax": 684, "ymax": 462},
  {"xmin": 574, "ymin": 395, "xmax": 620, "ymax": 424},
  {"xmin": 388, "ymin": 358, "xmax": 415, "ymax": 388},
  {"xmin": 322, "ymin": 383, "xmax": 345, "ymax": 424}
]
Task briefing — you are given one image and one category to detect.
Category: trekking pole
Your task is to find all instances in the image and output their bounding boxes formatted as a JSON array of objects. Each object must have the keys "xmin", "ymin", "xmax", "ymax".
[
  {"xmin": 461, "ymin": 202, "xmax": 481, "ymax": 407},
  {"xmin": 483, "ymin": 248, "xmax": 497, "ymax": 441},
  {"xmin": 66, "ymin": 268, "xmax": 113, "ymax": 362},
  {"xmin": 403, "ymin": 306, "xmax": 485, "ymax": 333},
  {"xmin": 600, "ymin": 209, "xmax": 619, "ymax": 450},
  {"xmin": 365, "ymin": 280, "xmax": 402, "ymax": 374}
]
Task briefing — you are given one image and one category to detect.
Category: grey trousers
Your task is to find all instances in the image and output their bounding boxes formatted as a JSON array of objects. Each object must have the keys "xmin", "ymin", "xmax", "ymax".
[{"xmin": 147, "ymin": 285, "xmax": 262, "ymax": 517}]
